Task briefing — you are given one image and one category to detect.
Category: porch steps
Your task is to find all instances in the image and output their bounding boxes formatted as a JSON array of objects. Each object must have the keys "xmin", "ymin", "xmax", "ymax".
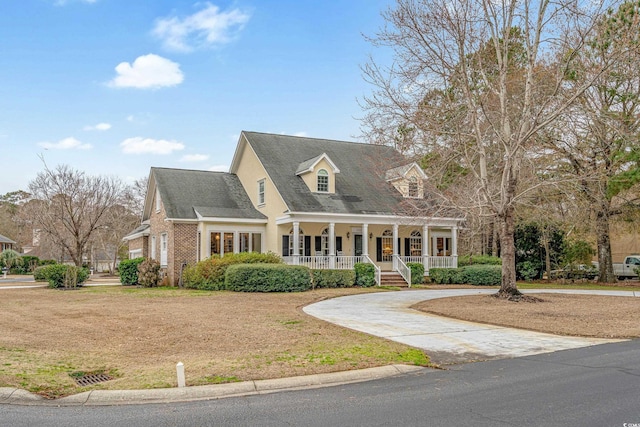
[{"xmin": 380, "ymin": 272, "xmax": 409, "ymax": 288}]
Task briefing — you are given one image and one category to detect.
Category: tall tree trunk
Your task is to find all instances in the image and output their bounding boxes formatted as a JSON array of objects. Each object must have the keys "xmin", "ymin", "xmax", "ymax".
[
  {"xmin": 497, "ymin": 206, "xmax": 521, "ymax": 297},
  {"xmin": 595, "ymin": 201, "xmax": 615, "ymax": 283}
]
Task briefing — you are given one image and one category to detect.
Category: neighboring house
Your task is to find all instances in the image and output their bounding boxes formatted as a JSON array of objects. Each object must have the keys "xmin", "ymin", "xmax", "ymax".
[
  {"xmin": 124, "ymin": 131, "xmax": 464, "ymax": 286},
  {"xmin": 0, "ymin": 233, "xmax": 16, "ymax": 252}
]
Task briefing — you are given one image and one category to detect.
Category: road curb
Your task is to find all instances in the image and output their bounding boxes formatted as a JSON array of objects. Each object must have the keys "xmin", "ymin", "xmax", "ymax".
[{"xmin": 1, "ymin": 364, "xmax": 427, "ymax": 406}]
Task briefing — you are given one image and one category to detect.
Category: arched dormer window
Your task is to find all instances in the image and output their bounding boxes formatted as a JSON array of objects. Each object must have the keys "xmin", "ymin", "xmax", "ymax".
[{"xmin": 317, "ymin": 169, "xmax": 329, "ymax": 192}]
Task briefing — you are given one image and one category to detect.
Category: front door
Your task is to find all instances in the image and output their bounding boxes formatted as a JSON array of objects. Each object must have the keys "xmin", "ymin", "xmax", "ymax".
[{"xmin": 354, "ymin": 234, "xmax": 363, "ymax": 256}]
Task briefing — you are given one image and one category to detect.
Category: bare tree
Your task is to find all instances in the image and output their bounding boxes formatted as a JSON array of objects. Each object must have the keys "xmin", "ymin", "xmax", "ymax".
[
  {"xmin": 26, "ymin": 164, "xmax": 124, "ymax": 267},
  {"xmin": 362, "ymin": 0, "xmax": 615, "ymax": 298},
  {"xmin": 551, "ymin": 0, "xmax": 640, "ymax": 282}
]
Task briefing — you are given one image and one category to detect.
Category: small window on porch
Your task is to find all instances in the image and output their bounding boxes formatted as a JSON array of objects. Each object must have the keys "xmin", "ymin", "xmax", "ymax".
[
  {"xmin": 409, "ymin": 230, "xmax": 422, "ymax": 256},
  {"xmin": 319, "ymin": 228, "xmax": 329, "ymax": 255},
  {"xmin": 381, "ymin": 229, "xmax": 393, "ymax": 262},
  {"xmin": 289, "ymin": 228, "xmax": 305, "ymax": 255}
]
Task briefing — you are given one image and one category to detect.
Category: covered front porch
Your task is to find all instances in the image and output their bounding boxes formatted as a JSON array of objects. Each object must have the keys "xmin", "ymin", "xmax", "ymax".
[{"xmin": 278, "ymin": 213, "xmax": 459, "ymax": 286}]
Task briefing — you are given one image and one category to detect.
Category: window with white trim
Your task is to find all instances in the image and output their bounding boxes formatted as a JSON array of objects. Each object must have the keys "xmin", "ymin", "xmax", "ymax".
[
  {"xmin": 320, "ymin": 228, "xmax": 329, "ymax": 255},
  {"xmin": 257, "ymin": 179, "xmax": 265, "ymax": 205},
  {"xmin": 151, "ymin": 235, "xmax": 157, "ymax": 260},
  {"xmin": 381, "ymin": 229, "xmax": 393, "ymax": 262},
  {"xmin": 160, "ymin": 233, "xmax": 168, "ymax": 266},
  {"xmin": 409, "ymin": 230, "xmax": 422, "ymax": 256},
  {"xmin": 155, "ymin": 189, "xmax": 161, "ymax": 212},
  {"xmin": 289, "ymin": 228, "xmax": 305, "ymax": 255},
  {"xmin": 317, "ymin": 169, "xmax": 329, "ymax": 192}
]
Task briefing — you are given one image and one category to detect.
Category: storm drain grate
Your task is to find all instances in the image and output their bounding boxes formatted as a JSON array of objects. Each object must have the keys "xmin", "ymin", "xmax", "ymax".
[{"xmin": 72, "ymin": 373, "xmax": 113, "ymax": 387}]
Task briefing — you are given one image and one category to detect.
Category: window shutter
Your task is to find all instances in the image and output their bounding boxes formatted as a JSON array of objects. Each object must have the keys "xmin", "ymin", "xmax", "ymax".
[
  {"xmin": 315, "ymin": 236, "xmax": 321, "ymax": 252},
  {"xmin": 404, "ymin": 238, "xmax": 410, "ymax": 257},
  {"xmin": 376, "ymin": 238, "xmax": 382, "ymax": 262},
  {"xmin": 282, "ymin": 235, "xmax": 290, "ymax": 256},
  {"xmin": 397, "ymin": 238, "xmax": 401, "ymax": 255},
  {"xmin": 336, "ymin": 236, "xmax": 342, "ymax": 252},
  {"xmin": 304, "ymin": 236, "xmax": 311, "ymax": 256}
]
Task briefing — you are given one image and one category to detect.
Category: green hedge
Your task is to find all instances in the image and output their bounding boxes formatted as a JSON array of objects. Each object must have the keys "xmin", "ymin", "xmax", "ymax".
[
  {"xmin": 429, "ymin": 265, "xmax": 501, "ymax": 286},
  {"xmin": 457, "ymin": 255, "xmax": 502, "ymax": 267},
  {"xmin": 119, "ymin": 257, "xmax": 145, "ymax": 285},
  {"xmin": 407, "ymin": 262, "xmax": 425, "ymax": 285},
  {"xmin": 311, "ymin": 269, "xmax": 356, "ymax": 288},
  {"xmin": 354, "ymin": 263, "xmax": 376, "ymax": 287},
  {"xmin": 183, "ymin": 252, "xmax": 283, "ymax": 290},
  {"xmin": 35, "ymin": 264, "xmax": 89, "ymax": 288},
  {"xmin": 224, "ymin": 264, "xmax": 311, "ymax": 292}
]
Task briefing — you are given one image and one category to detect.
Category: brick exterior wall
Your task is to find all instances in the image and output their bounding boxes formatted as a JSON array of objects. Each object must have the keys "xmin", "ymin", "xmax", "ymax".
[
  {"xmin": 127, "ymin": 236, "xmax": 148, "ymax": 258},
  {"xmin": 170, "ymin": 223, "xmax": 198, "ymax": 286}
]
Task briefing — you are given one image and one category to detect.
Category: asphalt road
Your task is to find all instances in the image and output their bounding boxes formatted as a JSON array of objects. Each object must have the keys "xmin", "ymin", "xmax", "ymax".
[{"xmin": 3, "ymin": 340, "xmax": 638, "ymax": 427}]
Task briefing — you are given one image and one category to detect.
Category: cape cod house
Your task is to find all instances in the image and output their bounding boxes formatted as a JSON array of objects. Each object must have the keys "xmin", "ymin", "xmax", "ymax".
[{"xmin": 124, "ymin": 131, "xmax": 464, "ymax": 286}]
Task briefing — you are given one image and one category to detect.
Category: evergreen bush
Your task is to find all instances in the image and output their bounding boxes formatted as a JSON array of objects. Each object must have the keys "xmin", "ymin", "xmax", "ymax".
[
  {"xmin": 38, "ymin": 264, "xmax": 89, "ymax": 288},
  {"xmin": 183, "ymin": 252, "xmax": 282, "ymax": 290},
  {"xmin": 119, "ymin": 257, "xmax": 145, "ymax": 285},
  {"xmin": 407, "ymin": 262, "xmax": 425, "ymax": 285},
  {"xmin": 224, "ymin": 264, "xmax": 311, "ymax": 292},
  {"xmin": 354, "ymin": 263, "xmax": 376, "ymax": 287},
  {"xmin": 457, "ymin": 255, "xmax": 502, "ymax": 267},
  {"xmin": 429, "ymin": 265, "xmax": 501, "ymax": 286},
  {"xmin": 311, "ymin": 269, "xmax": 356, "ymax": 288}
]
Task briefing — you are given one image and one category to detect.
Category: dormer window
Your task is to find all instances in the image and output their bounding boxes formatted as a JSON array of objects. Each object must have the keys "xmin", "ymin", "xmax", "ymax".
[
  {"xmin": 317, "ymin": 169, "xmax": 329, "ymax": 192},
  {"xmin": 408, "ymin": 177, "xmax": 419, "ymax": 198}
]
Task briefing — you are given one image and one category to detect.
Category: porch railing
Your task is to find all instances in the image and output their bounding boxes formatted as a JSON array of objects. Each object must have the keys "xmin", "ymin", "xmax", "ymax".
[
  {"xmin": 394, "ymin": 255, "xmax": 411, "ymax": 287},
  {"xmin": 283, "ymin": 255, "xmax": 365, "ymax": 270},
  {"xmin": 363, "ymin": 255, "xmax": 381, "ymax": 286},
  {"xmin": 401, "ymin": 256, "xmax": 423, "ymax": 264},
  {"xmin": 425, "ymin": 256, "xmax": 458, "ymax": 270}
]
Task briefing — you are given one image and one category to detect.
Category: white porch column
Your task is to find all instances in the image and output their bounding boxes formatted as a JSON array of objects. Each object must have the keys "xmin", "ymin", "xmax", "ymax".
[
  {"xmin": 392, "ymin": 223, "xmax": 399, "ymax": 270},
  {"xmin": 329, "ymin": 222, "xmax": 336, "ymax": 268},
  {"xmin": 362, "ymin": 223, "xmax": 369, "ymax": 256},
  {"xmin": 452, "ymin": 225, "xmax": 458, "ymax": 268},
  {"xmin": 423, "ymin": 225, "xmax": 429, "ymax": 273},
  {"xmin": 292, "ymin": 222, "xmax": 300, "ymax": 264},
  {"xmin": 233, "ymin": 232, "xmax": 239, "ymax": 254}
]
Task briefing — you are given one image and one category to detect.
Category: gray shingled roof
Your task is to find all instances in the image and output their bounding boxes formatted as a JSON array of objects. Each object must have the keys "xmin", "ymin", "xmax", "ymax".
[
  {"xmin": 243, "ymin": 132, "xmax": 415, "ymax": 215},
  {"xmin": 123, "ymin": 224, "xmax": 150, "ymax": 240},
  {"xmin": 0, "ymin": 233, "xmax": 16, "ymax": 244},
  {"xmin": 152, "ymin": 168, "xmax": 267, "ymax": 220}
]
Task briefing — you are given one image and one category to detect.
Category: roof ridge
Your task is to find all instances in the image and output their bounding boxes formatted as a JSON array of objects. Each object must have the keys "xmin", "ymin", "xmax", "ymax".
[
  {"xmin": 152, "ymin": 166, "xmax": 229, "ymax": 174},
  {"xmin": 241, "ymin": 130, "xmax": 371, "ymax": 146}
]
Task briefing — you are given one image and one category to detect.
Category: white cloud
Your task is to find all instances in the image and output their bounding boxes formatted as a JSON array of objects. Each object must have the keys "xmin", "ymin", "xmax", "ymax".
[
  {"xmin": 38, "ymin": 137, "xmax": 92, "ymax": 150},
  {"xmin": 83, "ymin": 122, "xmax": 112, "ymax": 131},
  {"xmin": 208, "ymin": 164, "xmax": 229, "ymax": 172},
  {"xmin": 152, "ymin": 3, "xmax": 251, "ymax": 52},
  {"xmin": 120, "ymin": 137, "xmax": 185, "ymax": 155},
  {"xmin": 108, "ymin": 54, "xmax": 184, "ymax": 89},
  {"xmin": 293, "ymin": 132, "xmax": 308, "ymax": 137},
  {"xmin": 180, "ymin": 154, "xmax": 209, "ymax": 162},
  {"xmin": 126, "ymin": 115, "xmax": 135, "ymax": 122}
]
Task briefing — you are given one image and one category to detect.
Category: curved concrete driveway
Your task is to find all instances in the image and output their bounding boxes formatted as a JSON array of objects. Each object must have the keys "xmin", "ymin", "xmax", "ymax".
[{"xmin": 304, "ymin": 289, "xmax": 635, "ymax": 364}]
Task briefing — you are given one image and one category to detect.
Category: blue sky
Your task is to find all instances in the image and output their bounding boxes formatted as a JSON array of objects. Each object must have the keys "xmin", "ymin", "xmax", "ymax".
[{"xmin": 0, "ymin": 0, "xmax": 393, "ymax": 195}]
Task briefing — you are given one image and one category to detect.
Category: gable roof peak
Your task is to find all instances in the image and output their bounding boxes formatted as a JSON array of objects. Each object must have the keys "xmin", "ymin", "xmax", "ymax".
[
  {"xmin": 295, "ymin": 152, "xmax": 341, "ymax": 175},
  {"xmin": 385, "ymin": 162, "xmax": 427, "ymax": 182}
]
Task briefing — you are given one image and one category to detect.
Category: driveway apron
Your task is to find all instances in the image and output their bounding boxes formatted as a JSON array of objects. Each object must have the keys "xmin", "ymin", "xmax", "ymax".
[{"xmin": 303, "ymin": 289, "xmax": 627, "ymax": 364}]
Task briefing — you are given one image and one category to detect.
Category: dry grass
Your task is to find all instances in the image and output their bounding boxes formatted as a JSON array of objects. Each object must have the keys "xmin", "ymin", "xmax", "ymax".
[
  {"xmin": 0, "ymin": 286, "xmax": 429, "ymax": 398},
  {"xmin": 414, "ymin": 293, "xmax": 640, "ymax": 338}
]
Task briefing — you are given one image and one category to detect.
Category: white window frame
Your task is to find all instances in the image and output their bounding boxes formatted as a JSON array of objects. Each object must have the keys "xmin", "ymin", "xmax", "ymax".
[
  {"xmin": 317, "ymin": 169, "xmax": 329, "ymax": 193},
  {"xmin": 409, "ymin": 230, "xmax": 422, "ymax": 256},
  {"xmin": 160, "ymin": 233, "xmax": 168, "ymax": 266},
  {"xmin": 289, "ymin": 228, "xmax": 305, "ymax": 255},
  {"xmin": 257, "ymin": 179, "xmax": 265, "ymax": 205},
  {"xmin": 155, "ymin": 189, "xmax": 161, "ymax": 212},
  {"xmin": 381, "ymin": 229, "xmax": 393, "ymax": 262},
  {"xmin": 151, "ymin": 235, "xmax": 157, "ymax": 260}
]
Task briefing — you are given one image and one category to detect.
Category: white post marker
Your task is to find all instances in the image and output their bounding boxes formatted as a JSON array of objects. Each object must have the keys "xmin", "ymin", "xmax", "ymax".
[{"xmin": 176, "ymin": 362, "xmax": 186, "ymax": 388}]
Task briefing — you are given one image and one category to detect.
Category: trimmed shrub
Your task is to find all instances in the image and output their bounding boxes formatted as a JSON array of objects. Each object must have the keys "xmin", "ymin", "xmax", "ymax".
[
  {"xmin": 428, "ymin": 268, "xmax": 458, "ymax": 284},
  {"xmin": 137, "ymin": 259, "xmax": 161, "ymax": 287},
  {"xmin": 119, "ymin": 257, "xmax": 145, "ymax": 285},
  {"xmin": 354, "ymin": 263, "xmax": 376, "ymax": 287},
  {"xmin": 38, "ymin": 264, "xmax": 89, "ymax": 288},
  {"xmin": 407, "ymin": 262, "xmax": 425, "ymax": 285},
  {"xmin": 429, "ymin": 265, "xmax": 501, "ymax": 286},
  {"xmin": 33, "ymin": 265, "xmax": 52, "ymax": 282},
  {"xmin": 183, "ymin": 252, "xmax": 283, "ymax": 291},
  {"xmin": 224, "ymin": 264, "xmax": 311, "ymax": 292},
  {"xmin": 457, "ymin": 255, "xmax": 502, "ymax": 267},
  {"xmin": 517, "ymin": 260, "xmax": 539, "ymax": 281},
  {"xmin": 311, "ymin": 269, "xmax": 356, "ymax": 288}
]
